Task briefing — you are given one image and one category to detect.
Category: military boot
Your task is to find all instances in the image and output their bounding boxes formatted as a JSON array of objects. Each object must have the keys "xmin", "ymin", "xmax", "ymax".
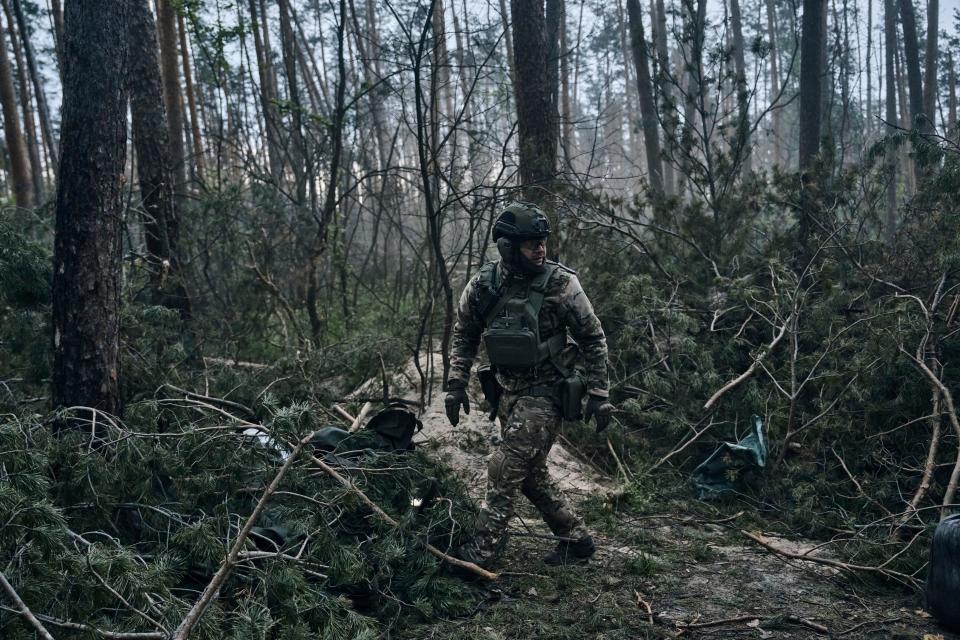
[{"xmin": 543, "ymin": 535, "xmax": 596, "ymax": 566}]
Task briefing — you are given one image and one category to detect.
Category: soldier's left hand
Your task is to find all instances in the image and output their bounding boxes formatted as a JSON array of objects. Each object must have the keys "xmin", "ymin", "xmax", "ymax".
[{"xmin": 584, "ymin": 394, "xmax": 613, "ymax": 433}]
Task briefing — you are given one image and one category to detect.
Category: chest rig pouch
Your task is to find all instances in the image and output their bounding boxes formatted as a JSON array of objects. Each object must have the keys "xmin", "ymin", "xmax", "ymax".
[{"xmin": 481, "ymin": 265, "xmax": 563, "ymax": 370}]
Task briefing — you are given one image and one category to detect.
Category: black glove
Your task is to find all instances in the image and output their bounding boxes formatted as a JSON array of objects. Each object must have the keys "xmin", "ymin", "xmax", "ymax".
[
  {"xmin": 444, "ymin": 383, "xmax": 470, "ymax": 426},
  {"xmin": 584, "ymin": 394, "xmax": 613, "ymax": 433}
]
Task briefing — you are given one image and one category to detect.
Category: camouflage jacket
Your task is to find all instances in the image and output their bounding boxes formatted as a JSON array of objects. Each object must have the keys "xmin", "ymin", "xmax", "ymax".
[{"xmin": 448, "ymin": 260, "xmax": 609, "ymax": 397}]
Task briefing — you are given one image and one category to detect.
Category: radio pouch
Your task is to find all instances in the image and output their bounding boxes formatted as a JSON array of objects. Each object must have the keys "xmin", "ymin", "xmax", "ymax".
[
  {"xmin": 554, "ymin": 372, "xmax": 586, "ymax": 421},
  {"xmin": 477, "ymin": 364, "xmax": 502, "ymax": 420}
]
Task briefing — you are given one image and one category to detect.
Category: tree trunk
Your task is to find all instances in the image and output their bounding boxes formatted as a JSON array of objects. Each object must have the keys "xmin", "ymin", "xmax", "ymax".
[
  {"xmin": 157, "ymin": 0, "xmax": 186, "ymax": 193},
  {"xmin": 11, "ymin": 0, "xmax": 55, "ymax": 178},
  {"xmin": 729, "ymin": 0, "xmax": 751, "ymax": 173},
  {"xmin": 499, "ymin": 0, "xmax": 516, "ymax": 87},
  {"xmin": 247, "ymin": 0, "xmax": 282, "ymax": 183},
  {"xmin": 3, "ymin": 0, "xmax": 41, "ymax": 203},
  {"xmin": 653, "ymin": 0, "xmax": 674, "ymax": 193},
  {"xmin": 798, "ymin": 0, "xmax": 825, "ymax": 171},
  {"xmin": 883, "ymin": 0, "xmax": 897, "ymax": 241},
  {"xmin": 178, "ymin": 12, "xmax": 205, "ymax": 184},
  {"xmin": 511, "ymin": 0, "xmax": 557, "ymax": 202},
  {"xmin": 866, "ymin": 0, "xmax": 872, "ymax": 140},
  {"xmin": 923, "ymin": 0, "xmax": 938, "ymax": 130},
  {"xmin": 626, "ymin": 0, "xmax": 663, "ymax": 195},
  {"xmin": 559, "ymin": 0, "xmax": 573, "ymax": 166},
  {"xmin": 129, "ymin": 0, "xmax": 190, "ymax": 317},
  {"xmin": 49, "ymin": 0, "xmax": 63, "ymax": 73},
  {"xmin": 897, "ymin": 0, "xmax": 926, "ymax": 131},
  {"xmin": 278, "ymin": 0, "xmax": 307, "ymax": 203},
  {"xmin": 766, "ymin": 0, "xmax": 782, "ymax": 165},
  {"xmin": 51, "ymin": 0, "xmax": 128, "ymax": 415},
  {"xmin": 949, "ymin": 54, "xmax": 957, "ymax": 142},
  {"xmin": 0, "ymin": 8, "xmax": 30, "ymax": 209}
]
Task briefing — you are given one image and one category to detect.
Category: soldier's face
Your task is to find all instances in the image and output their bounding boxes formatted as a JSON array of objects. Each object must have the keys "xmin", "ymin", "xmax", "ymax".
[{"xmin": 520, "ymin": 238, "xmax": 546, "ymax": 266}]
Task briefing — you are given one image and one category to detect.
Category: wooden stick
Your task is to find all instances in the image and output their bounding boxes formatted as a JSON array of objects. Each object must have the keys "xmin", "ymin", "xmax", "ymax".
[
  {"xmin": 348, "ymin": 401, "xmax": 375, "ymax": 433},
  {"xmin": 305, "ymin": 451, "xmax": 498, "ymax": 581},
  {"xmin": 606, "ymin": 438, "xmax": 634, "ymax": 482},
  {"xmin": 331, "ymin": 404, "xmax": 355, "ymax": 423},
  {"xmin": 742, "ymin": 530, "xmax": 919, "ymax": 587},
  {"xmin": 171, "ymin": 430, "xmax": 316, "ymax": 640},
  {"xmin": 0, "ymin": 570, "xmax": 56, "ymax": 640}
]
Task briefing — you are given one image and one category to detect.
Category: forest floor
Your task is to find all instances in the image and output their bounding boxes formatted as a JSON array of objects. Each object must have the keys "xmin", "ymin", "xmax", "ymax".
[{"xmin": 356, "ymin": 357, "xmax": 956, "ymax": 640}]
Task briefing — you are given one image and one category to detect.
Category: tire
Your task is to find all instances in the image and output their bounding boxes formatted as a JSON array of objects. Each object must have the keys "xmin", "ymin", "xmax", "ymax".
[{"xmin": 927, "ymin": 514, "xmax": 960, "ymax": 631}]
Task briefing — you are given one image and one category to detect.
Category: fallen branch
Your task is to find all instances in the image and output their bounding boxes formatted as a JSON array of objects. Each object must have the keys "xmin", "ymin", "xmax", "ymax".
[
  {"xmin": 742, "ymin": 530, "xmax": 919, "ymax": 588},
  {"xmin": 348, "ymin": 401, "xmax": 375, "ymax": 433},
  {"xmin": 0, "ymin": 570, "xmax": 56, "ymax": 640},
  {"xmin": 634, "ymin": 590, "xmax": 654, "ymax": 624},
  {"xmin": 171, "ymin": 429, "xmax": 317, "ymax": 640},
  {"xmin": 305, "ymin": 451, "xmax": 497, "ymax": 581},
  {"xmin": 676, "ymin": 613, "xmax": 828, "ymax": 634}
]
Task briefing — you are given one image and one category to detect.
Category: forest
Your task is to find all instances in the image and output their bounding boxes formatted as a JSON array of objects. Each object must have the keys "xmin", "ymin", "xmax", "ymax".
[{"xmin": 2, "ymin": 0, "xmax": 960, "ymax": 637}]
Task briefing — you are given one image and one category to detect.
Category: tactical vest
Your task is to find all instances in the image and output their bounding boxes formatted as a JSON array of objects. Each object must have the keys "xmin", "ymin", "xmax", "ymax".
[{"xmin": 478, "ymin": 262, "xmax": 567, "ymax": 371}]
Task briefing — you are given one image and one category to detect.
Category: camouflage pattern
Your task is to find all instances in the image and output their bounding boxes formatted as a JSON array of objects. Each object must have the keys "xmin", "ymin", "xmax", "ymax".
[
  {"xmin": 472, "ymin": 393, "xmax": 590, "ymax": 562},
  {"xmin": 449, "ymin": 260, "xmax": 609, "ymax": 397},
  {"xmin": 449, "ymin": 258, "xmax": 607, "ymax": 565}
]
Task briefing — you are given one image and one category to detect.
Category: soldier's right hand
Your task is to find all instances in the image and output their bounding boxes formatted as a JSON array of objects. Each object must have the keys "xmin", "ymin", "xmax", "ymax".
[{"xmin": 444, "ymin": 383, "xmax": 470, "ymax": 426}]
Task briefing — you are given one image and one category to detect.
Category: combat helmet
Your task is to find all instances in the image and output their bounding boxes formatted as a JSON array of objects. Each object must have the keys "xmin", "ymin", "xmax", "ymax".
[
  {"xmin": 493, "ymin": 201, "xmax": 551, "ymax": 273},
  {"xmin": 492, "ymin": 201, "xmax": 551, "ymax": 241}
]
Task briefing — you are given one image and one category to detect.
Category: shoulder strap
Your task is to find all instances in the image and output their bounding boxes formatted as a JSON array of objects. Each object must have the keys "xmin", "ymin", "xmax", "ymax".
[{"xmin": 526, "ymin": 263, "xmax": 558, "ymax": 317}]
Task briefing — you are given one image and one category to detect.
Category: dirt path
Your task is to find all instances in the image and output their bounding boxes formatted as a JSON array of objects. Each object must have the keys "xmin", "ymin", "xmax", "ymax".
[{"xmin": 356, "ymin": 358, "xmax": 955, "ymax": 639}]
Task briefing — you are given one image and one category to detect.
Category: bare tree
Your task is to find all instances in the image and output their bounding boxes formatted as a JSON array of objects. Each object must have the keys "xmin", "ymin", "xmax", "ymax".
[
  {"xmin": 0, "ymin": 8, "xmax": 31, "ymax": 209},
  {"xmin": 157, "ymin": 0, "xmax": 186, "ymax": 193},
  {"xmin": 626, "ymin": 0, "xmax": 663, "ymax": 194},
  {"xmin": 799, "ymin": 0, "xmax": 826, "ymax": 170}
]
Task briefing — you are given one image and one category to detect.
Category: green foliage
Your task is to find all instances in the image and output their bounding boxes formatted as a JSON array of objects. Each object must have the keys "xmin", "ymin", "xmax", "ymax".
[{"xmin": 0, "ymin": 399, "xmax": 482, "ymax": 637}]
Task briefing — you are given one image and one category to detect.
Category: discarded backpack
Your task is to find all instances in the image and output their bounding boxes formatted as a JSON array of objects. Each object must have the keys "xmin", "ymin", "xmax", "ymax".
[{"xmin": 364, "ymin": 402, "xmax": 423, "ymax": 451}]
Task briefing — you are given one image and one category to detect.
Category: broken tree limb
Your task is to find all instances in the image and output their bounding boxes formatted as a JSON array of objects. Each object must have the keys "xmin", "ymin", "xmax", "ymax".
[
  {"xmin": 171, "ymin": 430, "xmax": 316, "ymax": 640},
  {"xmin": 348, "ymin": 401, "xmax": 374, "ymax": 433},
  {"xmin": 0, "ymin": 570, "xmax": 56, "ymax": 640},
  {"xmin": 703, "ymin": 315, "xmax": 791, "ymax": 411},
  {"xmin": 741, "ymin": 530, "xmax": 919, "ymax": 588},
  {"xmin": 900, "ymin": 346, "xmax": 960, "ymax": 515},
  {"xmin": 331, "ymin": 404, "xmax": 355, "ymax": 423},
  {"xmin": 305, "ymin": 451, "xmax": 498, "ymax": 581}
]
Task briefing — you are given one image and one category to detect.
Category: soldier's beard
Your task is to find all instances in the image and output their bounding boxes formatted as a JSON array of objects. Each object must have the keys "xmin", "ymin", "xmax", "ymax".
[{"xmin": 497, "ymin": 237, "xmax": 547, "ymax": 275}]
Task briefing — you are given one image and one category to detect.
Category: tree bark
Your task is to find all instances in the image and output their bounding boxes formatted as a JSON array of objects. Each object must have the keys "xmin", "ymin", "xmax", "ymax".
[
  {"xmin": 0, "ymin": 8, "xmax": 30, "ymax": 209},
  {"xmin": 559, "ymin": 0, "xmax": 573, "ymax": 166},
  {"xmin": 626, "ymin": 0, "xmax": 663, "ymax": 195},
  {"xmin": 157, "ymin": 0, "xmax": 186, "ymax": 193},
  {"xmin": 129, "ymin": 0, "xmax": 190, "ymax": 317},
  {"xmin": 799, "ymin": 0, "xmax": 825, "ymax": 171},
  {"xmin": 923, "ymin": 0, "xmax": 938, "ymax": 130},
  {"xmin": 51, "ymin": 0, "xmax": 128, "ymax": 415},
  {"xmin": 511, "ymin": 0, "xmax": 557, "ymax": 202},
  {"xmin": 897, "ymin": 0, "xmax": 926, "ymax": 131},
  {"xmin": 178, "ymin": 12, "xmax": 205, "ymax": 184}
]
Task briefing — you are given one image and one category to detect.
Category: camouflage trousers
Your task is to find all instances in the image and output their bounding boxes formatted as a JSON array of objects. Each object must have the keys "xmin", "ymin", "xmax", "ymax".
[{"xmin": 473, "ymin": 393, "xmax": 589, "ymax": 563}]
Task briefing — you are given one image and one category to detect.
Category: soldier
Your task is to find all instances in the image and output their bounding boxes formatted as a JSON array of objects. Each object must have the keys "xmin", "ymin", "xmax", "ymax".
[{"xmin": 444, "ymin": 201, "xmax": 614, "ymax": 568}]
